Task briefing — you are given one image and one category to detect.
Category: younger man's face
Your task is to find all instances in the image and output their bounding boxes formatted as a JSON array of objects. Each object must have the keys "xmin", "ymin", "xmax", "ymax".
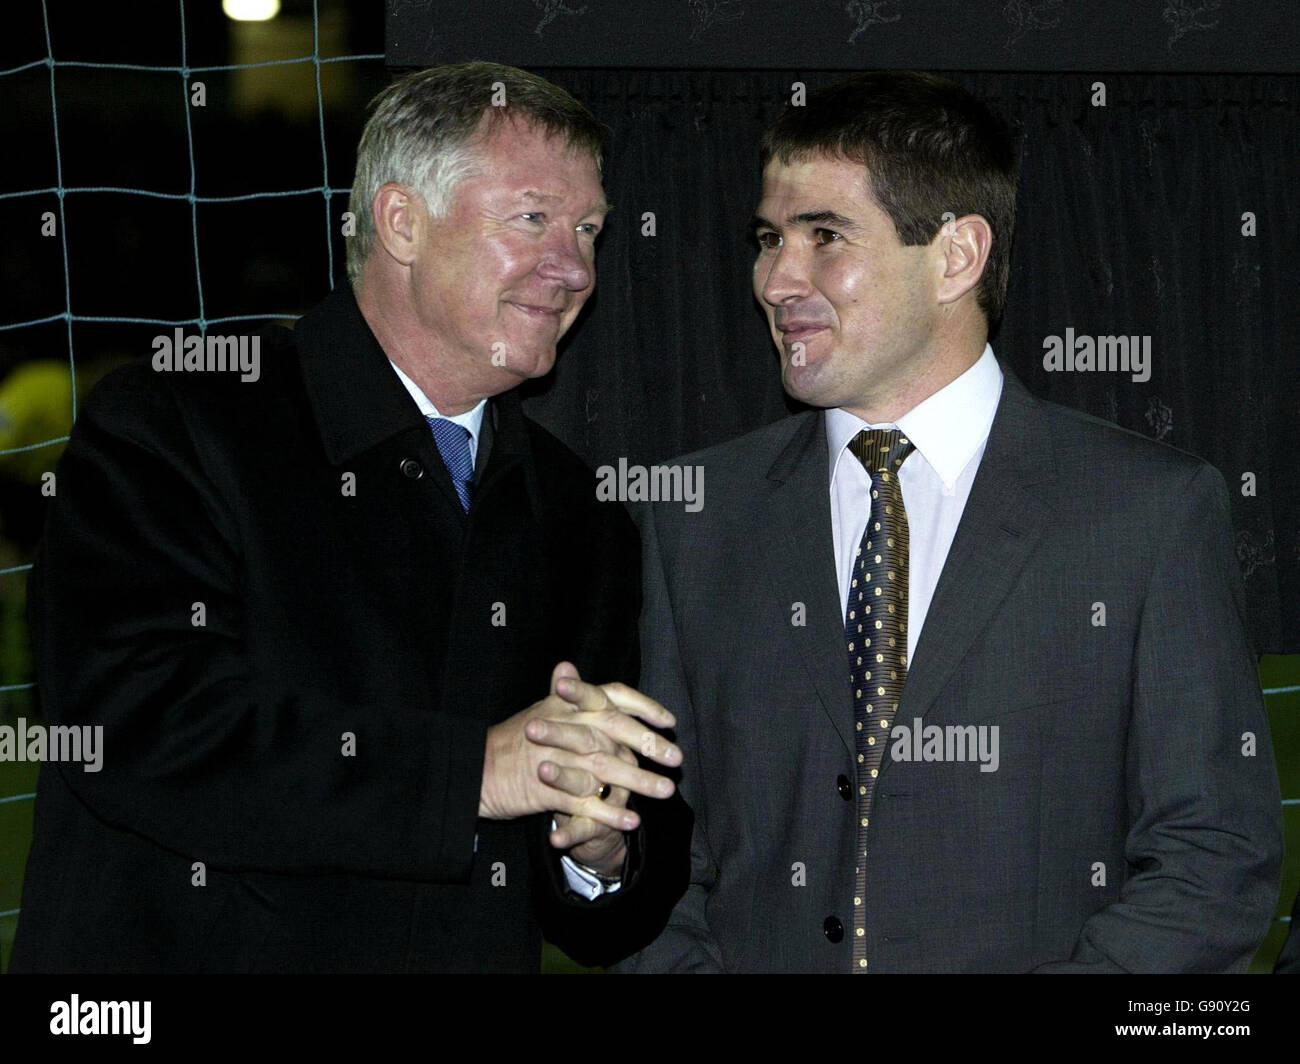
[{"xmin": 752, "ymin": 153, "xmax": 939, "ymax": 418}]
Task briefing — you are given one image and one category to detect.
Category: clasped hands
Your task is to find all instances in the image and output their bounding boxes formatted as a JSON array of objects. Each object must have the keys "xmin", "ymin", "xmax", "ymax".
[{"xmin": 479, "ymin": 662, "xmax": 681, "ymax": 877}]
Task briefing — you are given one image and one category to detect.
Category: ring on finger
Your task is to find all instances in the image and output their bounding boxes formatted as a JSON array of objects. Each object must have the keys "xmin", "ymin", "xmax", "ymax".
[{"xmin": 597, "ymin": 783, "xmax": 611, "ymax": 800}]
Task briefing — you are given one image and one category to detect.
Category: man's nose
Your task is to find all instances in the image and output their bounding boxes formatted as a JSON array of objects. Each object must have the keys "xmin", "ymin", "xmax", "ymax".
[
  {"xmin": 537, "ymin": 232, "xmax": 593, "ymax": 291},
  {"xmin": 757, "ymin": 245, "xmax": 811, "ymax": 306}
]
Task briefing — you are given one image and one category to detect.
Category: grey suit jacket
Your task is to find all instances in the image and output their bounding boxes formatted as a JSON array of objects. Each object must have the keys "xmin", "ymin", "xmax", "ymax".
[{"xmin": 620, "ymin": 362, "xmax": 1282, "ymax": 973}]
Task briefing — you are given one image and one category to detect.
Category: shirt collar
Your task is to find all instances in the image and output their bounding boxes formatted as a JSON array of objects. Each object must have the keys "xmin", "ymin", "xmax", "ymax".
[
  {"xmin": 388, "ymin": 359, "xmax": 486, "ymax": 452},
  {"xmin": 827, "ymin": 343, "xmax": 1003, "ymax": 492}
]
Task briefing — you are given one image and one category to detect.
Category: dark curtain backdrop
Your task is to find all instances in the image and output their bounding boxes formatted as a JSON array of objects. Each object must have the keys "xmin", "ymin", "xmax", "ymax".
[{"xmin": 506, "ymin": 70, "xmax": 1298, "ymax": 652}]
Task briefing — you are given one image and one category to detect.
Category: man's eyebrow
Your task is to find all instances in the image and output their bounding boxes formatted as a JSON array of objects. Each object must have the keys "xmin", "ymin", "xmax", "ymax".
[
  {"xmin": 792, "ymin": 209, "xmax": 858, "ymax": 229},
  {"xmin": 751, "ymin": 209, "xmax": 859, "ymax": 232},
  {"xmin": 519, "ymin": 189, "xmax": 612, "ymax": 216}
]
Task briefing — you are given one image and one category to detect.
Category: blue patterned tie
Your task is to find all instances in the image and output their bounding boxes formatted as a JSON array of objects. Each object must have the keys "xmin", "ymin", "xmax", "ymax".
[
  {"xmin": 844, "ymin": 427, "xmax": 914, "ymax": 973},
  {"xmin": 426, "ymin": 415, "xmax": 474, "ymax": 512}
]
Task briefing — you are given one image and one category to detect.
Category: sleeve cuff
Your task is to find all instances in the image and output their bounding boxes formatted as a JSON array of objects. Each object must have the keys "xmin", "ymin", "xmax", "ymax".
[
  {"xmin": 550, "ymin": 818, "xmax": 624, "ymax": 900},
  {"xmin": 560, "ymin": 855, "xmax": 623, "ymax": 900}
]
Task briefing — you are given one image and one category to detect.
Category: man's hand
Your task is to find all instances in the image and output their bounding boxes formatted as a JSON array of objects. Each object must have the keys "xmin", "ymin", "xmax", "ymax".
[
  {"xmin": 479, "ymin": 663, "xmax": 681, "ymax": 848},
  {"xmin": 553, "ymin": 749, "xmax": 635, "ymax": 876},
  {"xmin": 539, "ymin": 662, "xmax": 681, "ymax": 875}
]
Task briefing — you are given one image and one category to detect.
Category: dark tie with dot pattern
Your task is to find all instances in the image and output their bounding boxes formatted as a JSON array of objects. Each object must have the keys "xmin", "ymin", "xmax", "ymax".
[{"xmin": 844, "ymin": 427, "xmax": 915, "ymax": 973}]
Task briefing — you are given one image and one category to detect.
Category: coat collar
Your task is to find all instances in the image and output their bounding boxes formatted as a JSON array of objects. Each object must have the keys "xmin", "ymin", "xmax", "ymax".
[{"xmin": 295, "ymin": 286, "xmax": 531, "ymax": 473}]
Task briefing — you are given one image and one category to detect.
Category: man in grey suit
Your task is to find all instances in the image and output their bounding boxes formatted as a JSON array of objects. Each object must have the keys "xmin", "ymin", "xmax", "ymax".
[{"xmin": 620, "ymin": 71, "xmax": 1282, "ymax": 973}]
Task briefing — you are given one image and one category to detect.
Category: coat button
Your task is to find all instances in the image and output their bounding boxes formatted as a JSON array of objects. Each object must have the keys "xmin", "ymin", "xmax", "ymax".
[
  {"xmin": 823, "ymin": 916, "xmax": 844, "ymax": 943},
  {"xmin": 837, "ymin": 774, "xmax": 852, "ymax": 801},
  {"xmin": 400, "ymin": 458, "xmax": 423, "ymax": 479}
]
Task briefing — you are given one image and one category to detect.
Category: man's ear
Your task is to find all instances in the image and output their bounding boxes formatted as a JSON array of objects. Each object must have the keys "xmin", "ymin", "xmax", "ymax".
[
  {"xmin": 934, "ymin": 213, "xmax": 992, "ymax": 307},
  {"xmin": 371, "ymin": 182, "xmax": 424, "ymax": 268}
]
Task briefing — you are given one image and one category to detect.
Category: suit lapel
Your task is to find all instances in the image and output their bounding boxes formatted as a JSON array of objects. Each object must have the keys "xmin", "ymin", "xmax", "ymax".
[
  {"xmin": 756, "ymin": 412, "xmax": 858, "ymax": 755},
  {"xmin": 755, "ymin": 362, "xmax": 1059, "ymax": 757},
  {"xmin": 895, "ymin": 364, "xmax": 1058, "ymax": 726}
]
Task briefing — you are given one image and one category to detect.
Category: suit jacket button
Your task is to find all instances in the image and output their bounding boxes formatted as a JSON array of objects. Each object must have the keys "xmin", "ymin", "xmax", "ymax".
[
  {"xmin": 400, "ymin": 458, "xmax": 424, "ymax": 479},
  {"xmin": 823, "ymin": 916, "xmax": 844, "ymax": 943},
  {"xmin": 837, "ymin": 774, "xmax": 852, "ymax": 801}
]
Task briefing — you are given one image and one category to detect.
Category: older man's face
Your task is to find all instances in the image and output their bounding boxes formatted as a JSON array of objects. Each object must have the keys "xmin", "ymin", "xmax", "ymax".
[
  {"xmin": 410, "ymin": 117, "xmax": 607, "ymax": 382},
  {"xmin": 752, "ymin": 153, "xmax": 937, "ymax": 416}
]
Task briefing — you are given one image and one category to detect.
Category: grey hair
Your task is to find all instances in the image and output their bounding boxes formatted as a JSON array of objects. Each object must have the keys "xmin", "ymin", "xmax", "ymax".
[{"xmin": 346, "ymin": 61, "xmax": 605, "ymax": 287}]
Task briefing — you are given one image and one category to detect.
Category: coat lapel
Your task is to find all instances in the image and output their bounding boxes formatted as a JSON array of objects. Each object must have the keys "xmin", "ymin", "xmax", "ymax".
[
  {"xmin": 756, "ymin": 412, "xmax": 858, "ymax": 755},
  {"xmin": 895, "ymin": 364, "xmax": 1058, "ymax": 725}
]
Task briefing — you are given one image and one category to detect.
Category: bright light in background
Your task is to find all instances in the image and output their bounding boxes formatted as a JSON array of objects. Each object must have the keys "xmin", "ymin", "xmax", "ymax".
[
  {"xmin": 227, "ymin": 0, "xmax": 351, "ymax": 119},
  {"xmin": 222, "ymin": 0, "xmax": 281, "ymax": 21}
]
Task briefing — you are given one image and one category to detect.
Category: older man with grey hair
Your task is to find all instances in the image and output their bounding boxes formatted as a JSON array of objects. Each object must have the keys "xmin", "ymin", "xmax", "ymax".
[{"xmin": 12, "ymin": 62, "xmax": 689, "ymax": 974}]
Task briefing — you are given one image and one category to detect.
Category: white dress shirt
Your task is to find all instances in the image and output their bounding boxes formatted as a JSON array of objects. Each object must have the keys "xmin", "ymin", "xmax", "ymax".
[
  {"xmin": 826, "ymin": 345, "xmax": 1004, "ymax": 666},
  {"xmin": 389, "ymin": 360, "xmax": 616, "ymax": 900},
  {"xmin": 389, "ymin": 359, "xmax": 486, "ymax": 464}
]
